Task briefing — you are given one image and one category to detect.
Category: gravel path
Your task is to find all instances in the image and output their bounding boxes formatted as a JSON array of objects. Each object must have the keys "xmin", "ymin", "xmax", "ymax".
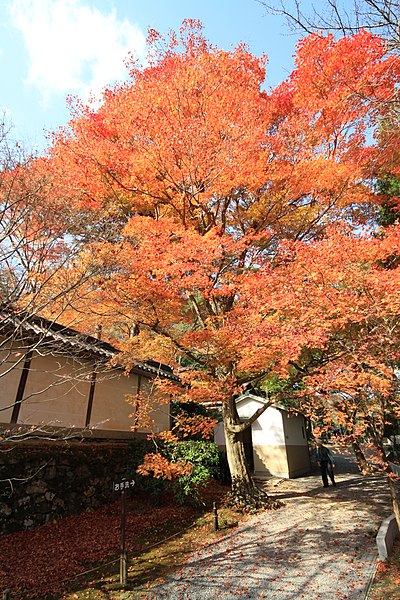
[{"xmin": 146, "ymin": 448, "xmax": 392, "ymax": 599}]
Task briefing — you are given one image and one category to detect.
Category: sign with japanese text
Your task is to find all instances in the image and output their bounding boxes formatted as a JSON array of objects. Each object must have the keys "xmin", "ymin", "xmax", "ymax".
[{"xmin": 113, "ymin": 479, "xmax": 135, "ymax": 492}]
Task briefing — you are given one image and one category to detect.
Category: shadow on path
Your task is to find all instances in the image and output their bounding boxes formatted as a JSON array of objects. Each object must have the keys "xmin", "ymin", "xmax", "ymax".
[{"xmin": 147, "ymin": 445, "xmax": 392, "ymax": 599}]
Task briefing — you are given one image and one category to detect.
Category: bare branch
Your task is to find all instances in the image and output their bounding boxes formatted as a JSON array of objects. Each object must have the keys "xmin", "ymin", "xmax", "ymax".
[{"xmin": 258, "ymin": 0, "xmax": 400, "ymax": 49}]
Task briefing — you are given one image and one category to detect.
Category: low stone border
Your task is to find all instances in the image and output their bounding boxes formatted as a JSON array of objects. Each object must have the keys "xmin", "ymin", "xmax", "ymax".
[{"xmin": 376, "ymin": 513, "xmax": 399, "ymax": 561}]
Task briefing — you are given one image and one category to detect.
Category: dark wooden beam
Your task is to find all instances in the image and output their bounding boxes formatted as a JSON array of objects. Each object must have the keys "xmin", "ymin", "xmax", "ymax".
[{"xmin": 10, "ymin": 350, "xmax": 33, "ymax": 424}]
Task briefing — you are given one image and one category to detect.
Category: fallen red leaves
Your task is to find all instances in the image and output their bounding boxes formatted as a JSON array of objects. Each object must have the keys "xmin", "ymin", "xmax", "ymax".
[{"xmin": 0, "ymin": 494, "xmax": 195, "ymax": 598}]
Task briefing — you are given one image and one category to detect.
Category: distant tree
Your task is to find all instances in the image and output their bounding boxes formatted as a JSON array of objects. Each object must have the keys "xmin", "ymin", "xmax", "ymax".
[
  {"xmin": 258, "ymin": 0, "xmax": 400, "ymax": 50},
  {"xmin": 377, "ymin": 175, "xmax": 400, "ymax": 226},
  {"xmin": 0, "ymin": 118, "xmax": 108, "ymax": 445}
]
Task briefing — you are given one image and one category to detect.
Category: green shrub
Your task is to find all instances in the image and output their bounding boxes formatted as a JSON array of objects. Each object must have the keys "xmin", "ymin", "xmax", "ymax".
[
  {"xmin": 128, "ymin": 438, "xmax": 230, "ymax": 506},
  {"xmin": 164, "ymin": 440, "xmax": 221, "ymax": 505}
]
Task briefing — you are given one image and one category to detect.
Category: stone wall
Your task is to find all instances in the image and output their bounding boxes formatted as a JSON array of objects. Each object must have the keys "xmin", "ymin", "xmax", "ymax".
[{"xmin": 0, "ymin": 440, "xmax": 140, "ymax": 535}]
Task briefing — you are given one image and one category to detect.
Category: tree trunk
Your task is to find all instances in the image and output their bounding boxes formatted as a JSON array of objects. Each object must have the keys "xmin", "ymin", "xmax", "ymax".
[
  {"xmin": 351, "ymin": 439, "xmax": 369, "ymax": 474},
  {"xmin": 224, "ymin": 426, "xmax": 255, "ymax": 493},
  {"xmin": 222, "ymin": 396, "xmax": 255, "ymax": 493},
  {"xmin": 221, "ymin": 397, "xmax": 282, "ymax": 512}
]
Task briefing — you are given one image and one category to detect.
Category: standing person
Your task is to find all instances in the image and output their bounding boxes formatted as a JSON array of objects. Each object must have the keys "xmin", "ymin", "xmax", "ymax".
[{"xmin": 316, "ymin": 440, "xmax": 336, "ymax": 487}]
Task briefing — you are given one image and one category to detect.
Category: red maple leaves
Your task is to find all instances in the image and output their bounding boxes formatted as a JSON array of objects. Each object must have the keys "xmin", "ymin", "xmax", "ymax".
[{"xmin": 0, "ymin": 496, "xmax": 194, "ymax": 598}]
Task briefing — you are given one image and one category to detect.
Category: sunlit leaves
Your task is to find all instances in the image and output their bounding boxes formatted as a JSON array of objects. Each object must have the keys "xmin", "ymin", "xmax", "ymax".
[
  {"xmin": 30, "ymin": 21, "xmax": 400, "ymax": 487},
  {"xmin": 137, "ymin": 452, "xmax": 193, "ymax": 480}
]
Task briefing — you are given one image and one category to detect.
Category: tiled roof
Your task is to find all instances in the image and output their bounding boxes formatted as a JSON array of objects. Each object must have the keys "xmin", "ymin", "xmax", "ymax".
[{"xmin": 0, "ymin": 310, "xmax": 179, "ymax": 381}]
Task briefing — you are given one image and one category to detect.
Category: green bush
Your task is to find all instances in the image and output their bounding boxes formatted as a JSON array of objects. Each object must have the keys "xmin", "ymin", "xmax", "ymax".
[
  {"xmin": 128, "ymin": 438, "xmax": 230, "ymax": 506},
  {"xmin": 164, "ymin": 440, "xmax": 221, "ymax": 505}
]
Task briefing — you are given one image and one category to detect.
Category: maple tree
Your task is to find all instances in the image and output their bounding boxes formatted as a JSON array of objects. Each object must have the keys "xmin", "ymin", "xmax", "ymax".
[
  {"xmin": 262, "ymin": 0, "xmax": 400, "ymax": 221},
  {"xmin": 0, "ymin": 116, "xmax": 105, "ymax": 322},
  {"xmin": 41, "ymin": 21, "xmax": 400, "ymax": 506},
  {"xmin": 259, "ymin": 223, "xmax": 400, "ymax": 522}
]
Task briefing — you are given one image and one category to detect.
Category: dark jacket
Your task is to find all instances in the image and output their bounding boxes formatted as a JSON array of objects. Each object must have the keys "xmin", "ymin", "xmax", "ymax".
[{"xmin": 316, "ymin": 445, "xmax": 333, "ymax": 463}]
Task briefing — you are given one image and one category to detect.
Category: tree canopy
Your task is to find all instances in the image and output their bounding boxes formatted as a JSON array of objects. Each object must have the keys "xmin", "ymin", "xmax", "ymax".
[{"xmin": 17, "ymin": 20, "xmax": 400, "ymax": 508}]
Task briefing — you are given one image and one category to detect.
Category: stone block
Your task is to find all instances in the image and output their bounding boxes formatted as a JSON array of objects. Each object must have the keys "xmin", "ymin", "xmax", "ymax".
[{"xmin": 376, "ymin": 514, "xmax": 399, "ymax": 560}]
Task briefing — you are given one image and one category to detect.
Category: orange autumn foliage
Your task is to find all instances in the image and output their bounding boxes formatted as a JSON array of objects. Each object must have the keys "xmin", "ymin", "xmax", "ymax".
[
  {"xmin": 46, "ymin": 23, "xmax": 399, "ymax": 236},
  {"xmin": 33, "ymin": 21, "xmax": 400, "ymax": 488},
  {"xmin": 137, "ymin": 453, "xmax": 192, "ymax": 480},
  {"xmin": 256, "ymin": 223, "xmax": 400, "ymax": 460},
  {"xmin": 171, "ymin": 414, "xmax": 218, "ymax": 440}
]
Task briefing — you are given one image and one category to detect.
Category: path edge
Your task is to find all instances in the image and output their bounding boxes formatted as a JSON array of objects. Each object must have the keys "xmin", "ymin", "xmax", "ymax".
[{"xmin": 376, "ymin": 513, "xmax": 399, "ymax": 561}]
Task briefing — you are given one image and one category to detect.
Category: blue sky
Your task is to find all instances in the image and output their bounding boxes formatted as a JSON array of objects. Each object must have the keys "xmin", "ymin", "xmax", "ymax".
[{"xmin": 0, "ymin": 0, "xmax": 311, "ymax": 151}]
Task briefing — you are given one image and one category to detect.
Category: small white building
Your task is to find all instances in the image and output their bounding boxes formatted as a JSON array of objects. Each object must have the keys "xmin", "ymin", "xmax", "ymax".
[{"xmin": 215, "ymin": 394, "xmax": 311, "ymax": 478}]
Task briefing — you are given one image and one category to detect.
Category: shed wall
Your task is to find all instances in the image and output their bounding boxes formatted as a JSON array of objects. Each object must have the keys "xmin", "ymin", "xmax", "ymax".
[{"xmin": 214, "ymin": 400, "xmax": 310, "ymax": 479}]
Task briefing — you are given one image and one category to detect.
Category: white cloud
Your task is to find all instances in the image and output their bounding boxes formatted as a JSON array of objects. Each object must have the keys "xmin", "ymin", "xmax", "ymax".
[{"xmin": 9, "ymin": 0, "xmax": 146, "ymax": 105}]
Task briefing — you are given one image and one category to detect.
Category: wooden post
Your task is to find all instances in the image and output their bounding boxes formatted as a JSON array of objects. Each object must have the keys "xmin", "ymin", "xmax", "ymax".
[
  {"xmin": 120, "ymin": 488, "xmax": 128, "ymax": 586},
  {"xmin": 213, "ymin": 501, "xmax": 219, "ymax": 531}
]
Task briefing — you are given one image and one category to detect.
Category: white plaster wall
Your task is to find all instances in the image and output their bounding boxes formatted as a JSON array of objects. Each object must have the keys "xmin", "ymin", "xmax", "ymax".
[
  {"xmin": 0, "ymin": 333, "xmax": 171, "ymax": 435},
  {"xmin": 282, "ymin": 412, "xmax": 308, "ymax": 446},
  {"xmin": 237, "ymin": 398, "xmax": 263, "ymax": 420},
  {"xmin": 252, "ymin": 406, "xmax": 285, "ymax": 445},
  {"xmin": 0, "ymin": 342, "xmax": 29, "ymax": 422},
  {"xmin": 214, "ymin": 405, "xmax": 286, "ymax": 447},
  {"xmin": 137, "ymin": 376, "xmax": 170, "ymax": 433},
  {"xmin": 18, "ymin": 353, "xmax": 90, "ymax": 428},
  {"xmin": 89, "ymin": 370, "xmax": 138, "ymax": 431}
]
